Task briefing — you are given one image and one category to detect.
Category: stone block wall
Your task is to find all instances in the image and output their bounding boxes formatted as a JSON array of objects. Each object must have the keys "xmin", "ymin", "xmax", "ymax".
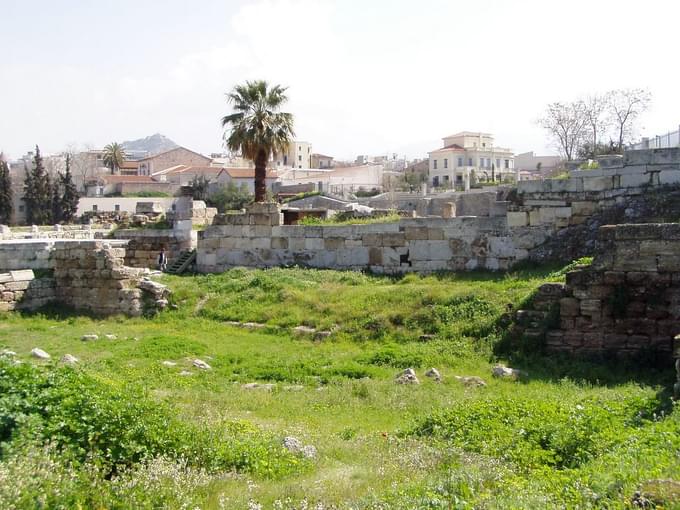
[
  {"xmin": 545, "ymin": 224, "xmax": 680, "ymax": 359},
  {"xmin": 0, "ymin": 270, "xmax": 55, "ymax": 312},
  {"xmin": 0, "ymin": 240, "xmax": 55, "ymax": 272},
  {"xmin": 509, "ymin": 148, "xmax": 680, "ymax": 229},
  {"xmin": 113, "ymin": 229, "xmax": 196, "ymax": 268},
  {"xmin": 198, "ymin": 203, "xmax": 552, "ymax": 274},
  {"xmin": 51, "ymin": 241, "xmax": 151, "ymax": 316}
]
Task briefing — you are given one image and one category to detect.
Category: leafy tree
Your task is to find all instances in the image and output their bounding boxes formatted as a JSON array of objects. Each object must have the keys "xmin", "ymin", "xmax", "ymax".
[
  {"xmin": 189, "ymin": 175, "xmax": 211, "ymax": 201},
  {"xmin": 221, "ymin": 80, "xmax": 295, "ymax": 202},
  {"xmin": 59, "ymin": 154, "xmax": 79, "ymax": 222},
  {"xmin": 207, "ymin": 182, "xmax": 252, "ymax": 212},
  {"xmin": 0, "ymin": 155, "xmax": 12, "ymax": 224},
  {"xmin": 24, "ymin": 145, "xmax": 53, "ymax": 225},
  {"xmin": 102, "ymin": 142, "xmax": 125, "ymax": 175}
]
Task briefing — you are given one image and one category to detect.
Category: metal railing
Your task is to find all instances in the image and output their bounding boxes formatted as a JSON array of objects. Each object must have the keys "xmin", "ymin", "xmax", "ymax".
[{"xmin": 629, "ymin": 127, "xmax": 680, "ymax": 150}]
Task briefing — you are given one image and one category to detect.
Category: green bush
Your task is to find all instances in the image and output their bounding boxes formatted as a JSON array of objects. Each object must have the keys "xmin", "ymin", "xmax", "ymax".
[
  {"xmin": 0, "ymin": 360, "xmax": 304, "ymax": 478},
  {"xmin": 407, "ymin": 395, "xmax": 661, "ymax": 471}
]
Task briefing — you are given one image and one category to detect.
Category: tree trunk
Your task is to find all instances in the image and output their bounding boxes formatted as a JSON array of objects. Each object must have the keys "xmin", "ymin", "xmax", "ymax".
[{"xmin": 254, "ymin": 149, "xmax": 268, "ymax": 202}]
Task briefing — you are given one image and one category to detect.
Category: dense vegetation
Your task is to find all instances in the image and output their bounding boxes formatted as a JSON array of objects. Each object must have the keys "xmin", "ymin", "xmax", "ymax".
[{"xmin": 0, "ymin": 265, "xmax": 677, "ymax": 508}]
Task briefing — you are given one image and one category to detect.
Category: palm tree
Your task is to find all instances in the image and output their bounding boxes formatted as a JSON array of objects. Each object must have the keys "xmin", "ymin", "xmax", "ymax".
[
  {"xmin": 221, "ymin": 80, "xmax": 295, "ymax": 202},
  {"xmin": 102, "ymin": 142, "xmax": 126, "ymax": 175}
]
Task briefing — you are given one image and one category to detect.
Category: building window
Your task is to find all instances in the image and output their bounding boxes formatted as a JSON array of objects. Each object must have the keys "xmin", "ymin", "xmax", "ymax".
[
  {"xmin": 115, "ymin": 204, "xmax": 120, "ymax": 212},
  {"xmin": 444, "ymin": 175, "xmax": 449, "ymax": 181},
  {"xmin": 468, "ymin": 157, "xmax": 473, "ymax": 166},
  {"xmin": 496, "ymin": 158, "xmax": 501, "ymax": 169},
  {"xmin": 482, "ymin": 142, "xmax": 486, "ymax": 147},
  {"xmin": 19, "ymin": 205, "xmax": 24, "ymax": 213},
  {"xmin": 92, "ymin": 205, "xmax": 98, "ymax": 212},
  {"xmin": 299, "ymin": 165, "xmax": 302, "ymax": 169},
  {"xmin": 298, "ymin": 146, "xmax": 302, "ymax": 151},
  {"xmin": 505, "ymin": 159, "xmax": 510, "ymax": 169},
  {"xmin": 444, "ymin": 158, "xmax": 448, "ymax": 169},
  {"xmin": 298, "ymin": 155, "xmax": 302, "ymax": 161},
  {"xmin": 283, "ymin": 155, "xmax": 288, "ymax": 166},
  {"xmin": 433, "ymin": 159, "xmax": 438, "ymax": 170}
]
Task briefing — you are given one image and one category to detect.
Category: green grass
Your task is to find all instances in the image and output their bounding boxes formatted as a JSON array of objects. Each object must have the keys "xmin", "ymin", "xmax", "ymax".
[
  {"xmin": 0, "ymin": 265, "xmax": 677, "ymax": 508},
  {"xmin": 299, "ymin": 212, "xmax": 401, "ymax": 226}
]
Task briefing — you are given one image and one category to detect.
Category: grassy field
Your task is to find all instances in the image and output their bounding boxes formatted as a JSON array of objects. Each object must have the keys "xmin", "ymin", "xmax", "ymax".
[{"xmin": 1, "ymin": 266, "xmax": 678, "ymax": 509}]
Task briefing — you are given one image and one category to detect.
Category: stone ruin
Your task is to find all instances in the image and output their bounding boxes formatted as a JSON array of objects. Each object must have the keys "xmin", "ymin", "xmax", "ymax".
[{"xmin": 0, "ymin": 241, "xmax": 169, "ymax": 316}]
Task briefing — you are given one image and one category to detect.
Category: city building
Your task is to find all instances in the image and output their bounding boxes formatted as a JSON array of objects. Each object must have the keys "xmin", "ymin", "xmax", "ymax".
[
  {"xmin": 214, "ymin": 168, "xmax": 281, "ymax": 194},
  {"xmin": 428, "ymin": 132, "xmax": 514, "ymax": 189},
  {"xmin": 272, "ymin": 141, "xmax": 312, "ymax": 169},
  {"xmin": 311, "ymin": 153, "xmax": 334, "ymax": 169},
  {"xmin": 514, "ymin": 151, "xmax": 562, "ymax": 177},
  {"xmin": 136, "ymin": 147, "xmax": 212, "ymax": 176}
]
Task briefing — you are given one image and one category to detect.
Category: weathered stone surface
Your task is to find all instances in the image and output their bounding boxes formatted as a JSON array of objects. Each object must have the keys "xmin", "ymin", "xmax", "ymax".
[
  {"xmin": 61, "ymin": 354, "xmax": 78, "ymax": 364},
  {"xmin": 492, "ymin": 365, "xmax": 524, "ymax": 379},
  {"xmin": 424, "ymin": 367, "xmax": 442, "ymax": 382},
  {"xmin": 192, "ymin": 359, "xmax": 211, "ymax": 370},
  {"xmin": 396, "ymin": 368, "xmax": 420, "ymax": 384},
  {"xmin": 454, "ymin": 375, "xmax": 487, "ymax": 387},
  {"xmin": 81, "ymin": 334, "xmax": 99, "ymax": 341},
  {"xmin": 31, "ymin": 348, "xmax": 50, "ymax": 359}
]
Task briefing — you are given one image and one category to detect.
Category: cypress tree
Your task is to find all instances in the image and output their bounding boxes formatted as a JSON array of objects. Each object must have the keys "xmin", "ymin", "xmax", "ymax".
[
  {"xmin": 51, "ymin": 177, "xmax": 62, "ymax": 223},
  {"xmin": 24, "ymin": 145, "xmax": 53, "ymax": 224},
  {"xmin": 0, "ymin": 157, "xmax": 12, "ymax": 224},
  {"xmin": 59, "ymin": 154, "xmax": 79, "ymax": 222}
]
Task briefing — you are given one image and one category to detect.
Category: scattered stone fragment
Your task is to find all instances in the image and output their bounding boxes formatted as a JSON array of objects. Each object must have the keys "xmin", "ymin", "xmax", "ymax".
[
  {"xmin": 179, "ymin": 370, "xmax": 193, "ymax": 376},
  {"xmin": 61, "ymin": 354, "xmax": 78, "ymax": 364},
  {"xmin": 162, "ymin": 361, "xmax": 177, "ymax": 367},
  {"xmin": 155, "ymin": 299, "xmax": 169, "ymax": 310},
  {"xmin": 283, "ymin": 436, "xmax": 317, "ymax": 459},
  {"xmin": 396, "ymin": 368, "xmax": 420, "ymax": 385},
  {"xmin": 419, "ymin": 334, "xmax": 436, "ymax": 342},
  {"xmin": 242, "ymin": 382, "xmax": 276, "ymax": 391},
  {"xmin": 104, "ymin": 334, "xmax": 117, "ymax": 340},
  {"xmin": 283, "ymin": 385, "xmax": 305, "ymax": 391},
  {"xmin": 492, "ymin": 365, "xmax": 525, "ymax": 379},
  {"xmin": 0, "ymin": 349, "xmax": 17, "ymax": 357},
  {"xmin": 170, "ymin": 304, "xmax": 179, "ymax": 310},
  {"xmin": 139, "ymin": 279, "xmax": 169, "ymax": 299},
  {"xmin": 637, "ymin": 479, "xmax": 680, "ymax": 506},
  {"xmin": 242, "ymin": 322, "xmax": 266, "ymax": 329},
  {"xmin": 30, "ymin": 348, "xmax": 50, "ymax": 360},
  {"xmin": 424, "ymin": 367, "xmax": 442, "ymax": 382},
  {"xmin": 81, "ymin": 334, "xmax": 99, "ymax": 341},
  {"xmin": 454, "ymin": 375, "xmax": 487, "ymax": 387},
  {"xmin": 225, "ymin": 321, "xmax": 242, "ymax": 326},
  {"xmin": 192, "ymin": 359, "xmax": 211, "ymax": 370},
  {"xmin": 293, "ymin": 325, "xmax": 316, "ymax": 335},
  {"xmin": 314, "ymin": 330, "xmax": 332, "ymax": 340}
]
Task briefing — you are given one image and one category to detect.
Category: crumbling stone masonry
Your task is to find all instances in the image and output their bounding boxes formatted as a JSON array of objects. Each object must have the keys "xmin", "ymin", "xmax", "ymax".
[
  {"xmin": 0, "ymin": 270, "xmax": 55, "ymax": 312},
  {"xmin": 52, "ymin": 241, "xmax": 168, "ymax": 316},
  {"xmin": 546, "ymin": 224, "xmax": 680, "ymax": 359}
]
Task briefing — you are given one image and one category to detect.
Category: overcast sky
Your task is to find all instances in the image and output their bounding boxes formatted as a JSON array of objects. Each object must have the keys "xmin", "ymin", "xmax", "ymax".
[{"xmin": 1, "ymin": 0, "xmax": 678, "ymax": 161}]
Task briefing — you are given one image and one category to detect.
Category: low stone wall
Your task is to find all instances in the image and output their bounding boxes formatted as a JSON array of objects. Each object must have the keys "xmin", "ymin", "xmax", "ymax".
[
  {"xmin": 0, "ymin": 240, "xmax": 56, "ymax": 271},
  {"xmin": 0, "ymin": 270, "xmax": 55, "ymax": 312},
  {"xmin": 508, "ymin": 148, "xmax": 680, "ymax": 229},
  {"xmin": 197, "ymin": 203, "xmax": 551, "ymax": 273},
  {"xmin": 113, "ymin": 229, "xmax": 196, "ymax": 268},
  {"xmin": 546, "ymin": 224, "xmax": 680, "ymax": 359},
  {"xmin": 0, "ymin": 224, "xmax": 112, "ymax": 241}
]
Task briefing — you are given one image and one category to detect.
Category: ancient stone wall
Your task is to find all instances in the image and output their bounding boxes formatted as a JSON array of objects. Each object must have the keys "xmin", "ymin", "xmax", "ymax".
[
  {"xmin": 197, "ymin": 203, "xmax": 552, "ymax": 273},
  {"xmin": 112, "ymin": 229, "xmax": 196, "ymax": 268},
  {"xmin": 508, "ymin": 148, "xmax": 680, "ymax": 229},
  {"xmin": 546, "ymin": 224, "xmax": 680, "ymax": 359},
  {"xmin": 0, "ymin": 270, "xmax": 55, "ymax": 312}
]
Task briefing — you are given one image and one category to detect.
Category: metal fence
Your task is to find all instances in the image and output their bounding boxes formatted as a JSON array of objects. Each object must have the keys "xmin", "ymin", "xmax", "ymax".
[{"xmin": 629, "ymin": 127, "xmax": 680, "ymax": 150}]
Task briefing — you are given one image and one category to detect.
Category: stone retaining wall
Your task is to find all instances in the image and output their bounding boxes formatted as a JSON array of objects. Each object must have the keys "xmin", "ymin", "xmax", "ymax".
[
  {"xmin": 0, "ymin": 270, "xmax": 55, "ymax": 312},
  {"xmin": 113, "ymin": 229, "xmax": 196, "ymax": 268},
  {"xmin": 197, "ymin": 203, "xmax": 552, "ymax": 273},
  {"xmin": 546, "ymin": 223, "xmax": 680, "ymax": 359},
  {"xmin": 508, "ymin": 148, "xmax": 680, "ymax": 229}
]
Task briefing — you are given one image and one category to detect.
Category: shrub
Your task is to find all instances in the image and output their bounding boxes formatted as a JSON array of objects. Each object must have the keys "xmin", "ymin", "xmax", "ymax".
[{"xmin": 0, "ymin": 360, "xmax": 304, "ymax": 479}]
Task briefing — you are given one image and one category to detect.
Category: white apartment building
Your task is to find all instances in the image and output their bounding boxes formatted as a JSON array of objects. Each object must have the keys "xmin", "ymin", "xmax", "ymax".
[
  {"xmin": 428, "ymin": 132, "xmax": 514, "ymax": 189},
  {"xmin": 273, "ymin": 141, "xmax": 312, "ymax": 169}
]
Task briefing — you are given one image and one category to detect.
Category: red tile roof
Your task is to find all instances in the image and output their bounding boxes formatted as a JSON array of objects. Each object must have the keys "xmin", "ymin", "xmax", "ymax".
[
  {"xmin": 102, "ymin": 175, "xmax": 155, "ymax": 183},
  {"xmin": 430, "ymin": 143, "xmax": 465, "ymax": 153},
  {"xmin": 222, "ymin": 168, "xmax": 278, "ymax": 179}
]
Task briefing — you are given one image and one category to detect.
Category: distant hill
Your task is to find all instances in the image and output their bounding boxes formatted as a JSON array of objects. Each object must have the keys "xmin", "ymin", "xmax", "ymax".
[{"xmin": 121, "ymin": 134, "xmax": 179, "ymax": 156}]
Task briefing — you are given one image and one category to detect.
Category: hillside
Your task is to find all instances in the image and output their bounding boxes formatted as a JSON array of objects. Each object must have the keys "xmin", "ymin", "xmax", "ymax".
[{"xmin": 121, "ymin": 133, "xmax": 179, "ymax": 155}]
